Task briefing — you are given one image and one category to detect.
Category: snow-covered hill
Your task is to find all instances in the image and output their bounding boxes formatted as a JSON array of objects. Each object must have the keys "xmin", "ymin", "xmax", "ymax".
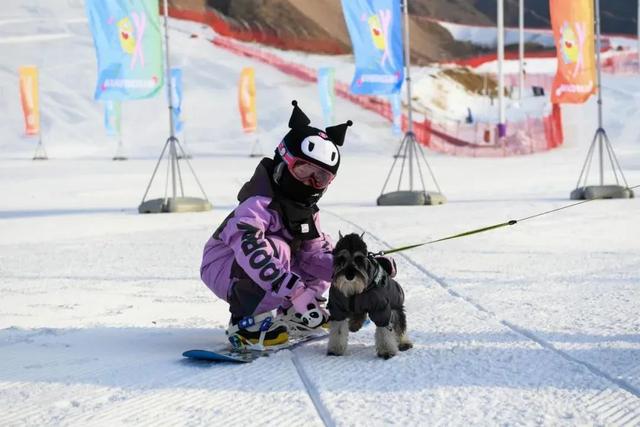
[{"xmin": 1, "ymin": 1, "xmax": 640, "ymax": 425}]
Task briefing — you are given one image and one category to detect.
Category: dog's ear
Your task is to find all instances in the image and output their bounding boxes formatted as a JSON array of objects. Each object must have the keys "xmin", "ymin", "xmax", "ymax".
[
  {"xmin": 360, "ymin": 232, "xmax": 365, "ymax": 240},
  {"xmin": 338, "ymin": 231, "xmax": 344, "ymax": 240}
]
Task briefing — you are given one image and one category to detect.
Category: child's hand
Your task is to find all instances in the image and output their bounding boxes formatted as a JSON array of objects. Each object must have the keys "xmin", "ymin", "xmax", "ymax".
[{"xmin": 291, "ymin": 287, "xmax": 329, "ymax": 329}]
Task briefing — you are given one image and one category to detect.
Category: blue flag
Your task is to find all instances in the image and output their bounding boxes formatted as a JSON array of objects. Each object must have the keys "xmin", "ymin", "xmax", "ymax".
[
  {"xmin": 341, "ymin": 0, "xmax": 404, "ymax": 95},
  {"xmin": 317, "ymin": 67, "xmax": 335, "ymax": 127},
  {"xmin": 389, "ymin": 92, "xmax": 402, "ymax": 136},
  {"xmin": 103, "ymin": 100, "xmax": 122, "ymax": 137},
  {"xmin": 170, "ymin": 68, "xmax": 184, "ymax": 133},
  {"xmin": 86, "ymin": 0, "xmax": 164, "ymax": 101}
]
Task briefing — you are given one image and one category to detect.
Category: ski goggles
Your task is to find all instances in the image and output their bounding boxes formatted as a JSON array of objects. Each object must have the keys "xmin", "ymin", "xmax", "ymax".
[
  {"xmin": 279, "ymin": 142, "xmax": 335, "ymax": 189},
  {"xmin": 289, "ymin": 159, "xmax": 335, "ymax": 189}
]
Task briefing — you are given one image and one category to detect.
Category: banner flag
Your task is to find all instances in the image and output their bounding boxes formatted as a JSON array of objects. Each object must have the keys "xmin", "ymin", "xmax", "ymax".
[
  {"xmin": 550, "ymin": 0, "xmax": 596, "ymax": 104},
  {"xmin": 390, "ymin": 92, "xmax": 402, "ymax": 135},
  {"xmin": 104, "ymin": 100, "xmax": 122, "ymax": 137},
  {"xmin": 238, "ymin": 67, "xmax": 257, "ymax": 133},
  {"xmin": 170, "ymin": 68, "xmax": 184, "ymax": 133},
  {"xmin": 341, "ymin": 0, "xmax": 404, "ymax": 95},
  {"xmin": 19, "ymin": 66, "xmax": 40, "ymax": 136},
  {"xmin": 86, "ymin": 0, "xmax": 163, "ymax": 101},
  {"xmin": 317, "ymin": 67, "xmax": 336, "ymax": 126}
]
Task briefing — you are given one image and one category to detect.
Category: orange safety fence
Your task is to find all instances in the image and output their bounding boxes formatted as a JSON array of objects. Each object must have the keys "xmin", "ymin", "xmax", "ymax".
[{"xmin": 169, "ymin": 6, "xmax": 564, "ymax": 157}]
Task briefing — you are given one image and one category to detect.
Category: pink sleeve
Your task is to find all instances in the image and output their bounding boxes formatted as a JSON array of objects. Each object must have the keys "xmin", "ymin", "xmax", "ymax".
[
  {"xmin": 293, "ymin": 213, "xmax": 334, "ymax": 288},
  {"xmin": 217, "ymin": 196, "xmax": 304, "ymax": 298}
]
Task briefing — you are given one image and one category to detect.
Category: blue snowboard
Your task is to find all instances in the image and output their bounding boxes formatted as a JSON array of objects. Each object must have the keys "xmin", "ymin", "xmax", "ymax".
[{"xmin": 183, "ymin": 333, "xmax": 328, "ymax": 363}]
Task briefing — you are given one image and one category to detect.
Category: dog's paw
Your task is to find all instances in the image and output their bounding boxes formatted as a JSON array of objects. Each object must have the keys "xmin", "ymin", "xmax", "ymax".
[
  {"xmin": 377, "ymin": 350, "xmax": 396, "ymax": 360},
  {"xmin": 326, "ymin": 342, "xmax": 347, "ymax": 356},
  {"xmin": 398, "ymin": 341, "xmax": 413, "ymax": 352}
]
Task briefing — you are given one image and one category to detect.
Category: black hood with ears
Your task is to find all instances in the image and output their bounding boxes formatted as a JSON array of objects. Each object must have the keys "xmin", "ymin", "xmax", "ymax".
[{"xmin": 277, "ymin": 100, "xmax": 352, "ymax": 176}]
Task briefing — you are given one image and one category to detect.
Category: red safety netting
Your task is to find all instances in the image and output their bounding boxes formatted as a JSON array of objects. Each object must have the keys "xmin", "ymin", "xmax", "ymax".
[
  {"xmin": 601, "ymin": 51, "xmax": 640, "ymax": 75},
  {"xmin": 168, "ymin": 6, "xmax": 564, "ymax": 157},
  {"xmin": 167, "ymin": 7, "xmax": 347, "ymax": 55}
]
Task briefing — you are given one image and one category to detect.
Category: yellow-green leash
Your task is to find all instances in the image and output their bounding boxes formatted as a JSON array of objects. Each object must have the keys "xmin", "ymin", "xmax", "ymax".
[{"xmin": 373, "ymin": 184, "xmax": 639, "ymax": 257}]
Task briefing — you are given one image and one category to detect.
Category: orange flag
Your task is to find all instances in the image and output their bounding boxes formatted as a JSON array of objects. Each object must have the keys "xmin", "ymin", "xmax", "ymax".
[
  {"xmin": 19, "ymin": 66, "xmax": 40, "ymax": 135},
  {"xmin": 550, "ymin": 0, "xmax": 597, "ymax": 104},
  {"xmin": 238, "ymin": 67, "xmax": 257, "ymax": 133}
]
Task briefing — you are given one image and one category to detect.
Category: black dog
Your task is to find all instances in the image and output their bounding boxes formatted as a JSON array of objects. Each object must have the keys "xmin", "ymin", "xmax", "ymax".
[{"xmin": 327, "ymin": 233, "xmax": 412, "ymax": 359}]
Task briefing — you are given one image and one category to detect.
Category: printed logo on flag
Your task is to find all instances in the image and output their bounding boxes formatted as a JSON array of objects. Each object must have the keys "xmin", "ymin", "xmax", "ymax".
[
  {"xmin": 550, "ymin": 0, "xmax": 596, "ymax": 104},
  {"xmin": 341, "ymin": 0, "xmax": 404, "ymax": 95},
  {"xmin": 86, "ymin": 0, "xmax": 164, "ymax": 101}
]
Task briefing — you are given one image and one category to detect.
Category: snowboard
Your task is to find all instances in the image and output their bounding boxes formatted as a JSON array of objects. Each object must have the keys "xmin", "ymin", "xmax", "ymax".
[{"xmin": 183, "ymin": 332, "xmax": 328, "ymax": 363}]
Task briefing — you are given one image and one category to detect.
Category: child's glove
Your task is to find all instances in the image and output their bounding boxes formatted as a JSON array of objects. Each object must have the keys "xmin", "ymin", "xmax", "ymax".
[{"xmin": 290, "ymin": 287, "xmax": 329, "ymax": 329}]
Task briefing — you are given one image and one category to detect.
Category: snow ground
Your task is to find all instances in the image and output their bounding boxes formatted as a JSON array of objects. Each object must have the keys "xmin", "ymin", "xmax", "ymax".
[{"xmin": 1, "ymin": 1, "xmax": 640, "ymax": 425}]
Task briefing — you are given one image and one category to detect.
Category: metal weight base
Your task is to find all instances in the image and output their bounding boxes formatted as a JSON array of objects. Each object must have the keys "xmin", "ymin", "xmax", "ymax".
[
  {"xmin": 112, "ymin": 155, "xmax": 127, "ymax": 161},
  {"xmin": 570, "ymin": 185, "xmax": 634, "ymax": 200},
  {"xmin": 33, "ymin": 139, "xmax": 48, "ymax": 160},
  {"xmin": 138, "ymin": 136, "xmax": 212, "ymax": 214},
  {"xmin": 377, "ymin": 131, "xmax": 446, "ymax": 206},
  {"xmin": 138, "ymin": 196, "xmax": 212, "ymax": 213},
  {"xmin": 377, "ymin": 190, "xmax": 447, "ymax": 206},
  {"xmin": 570, "ymin": 128, "xmax": 633, "ymax": 201}
]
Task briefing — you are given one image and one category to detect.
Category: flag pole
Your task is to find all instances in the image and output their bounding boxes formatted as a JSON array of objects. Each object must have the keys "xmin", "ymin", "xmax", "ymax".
[
  {"xmin": 497, "ymin": 0, "xmax": 506, "ymax": 138},
  {"xmin": 377, "ymin": 0, "xmax": 446, "ymax": 206},
  {"xmin": 594, "ymin": 0, "xmax": 604, "ymax": 184},
  {"xmin": 162, "ymin": 0, "xmax": 178, "ymax": 199},
  {"xmin": 138, "ymin": 0, "xmax": 211, "ymax": 213},
  {"xmin": 569, "ymin": 0, "xmax": 633, "ymax": 200},
  {"xmin": 518, "ymin": 0, "xmax": 525, "ymax": 101}
]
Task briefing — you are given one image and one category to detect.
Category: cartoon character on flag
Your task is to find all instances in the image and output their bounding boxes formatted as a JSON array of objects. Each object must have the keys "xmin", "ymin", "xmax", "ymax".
[
  {"xmin": 341, "ymin": 0, "xmax": 404, "ymax": 95},
  {"xmin": 559, "ymin": 21, "xmax": 589, "ymax": 78},
  {"xmin": 114, "ymin": 12, "xmax": 147, "ymax": 69},
  {"xmin": 550, "ymin": 0, "xmax": 596, "ymax": 104},
  {"xmin": 366, "ymin": 9, "xmax": 395, "ymax": 69}
]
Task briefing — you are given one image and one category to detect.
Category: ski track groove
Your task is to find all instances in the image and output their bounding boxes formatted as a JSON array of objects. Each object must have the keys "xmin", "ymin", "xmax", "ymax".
[
  {"xmin": 290, "ymin": 350, "xmax": 334, "ymax": 427},
  {"xmin": 325, "ymin": 209, "xmax": 640, "ymax": 421}
]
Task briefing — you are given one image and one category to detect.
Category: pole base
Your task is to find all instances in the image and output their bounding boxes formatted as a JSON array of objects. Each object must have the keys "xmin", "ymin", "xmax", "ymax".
[
  {"xmin": 570, "ymin": 185, "xmax": 634, "ymax": 200},
  {"xmin": 377, "ymin": 191, "xmax": 447, "ymax": 206},
  {"xmin": 112, "ymin": 155, "xmax": 128, "ymax": 161},
  {"xmin": 32, "ymin": 155, "xmax": 48, "ymax": 160},
  {"xmin": 138, "ymin": 197, "xmax": 212, "ymax": 214}
]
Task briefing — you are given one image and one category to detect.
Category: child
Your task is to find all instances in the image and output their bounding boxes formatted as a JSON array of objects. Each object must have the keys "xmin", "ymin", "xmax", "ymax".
[{"xmin": 200, "ymin": 100, "xmax": 352, "ymax": 349}]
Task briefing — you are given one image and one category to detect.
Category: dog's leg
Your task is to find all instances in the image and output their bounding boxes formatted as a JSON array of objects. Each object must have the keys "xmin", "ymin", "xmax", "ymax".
[
  {"xmin": 375, "ymin": 324, "xmax": 398, "ymax": 359},
  {"xmin": 348, "ymin": 312, "xmax": 367, "ymax": 332},
  {"xmin": 327, "ymin": 320, "xmax": 349, "ymax": 356},
  {"xmin": 394, "ymin": 308, "xmax": 413, "ymax": 352}
]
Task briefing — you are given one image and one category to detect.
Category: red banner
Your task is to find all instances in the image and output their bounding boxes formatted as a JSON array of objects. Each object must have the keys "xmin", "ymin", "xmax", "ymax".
[{"xmin": 550, "ymin": 0, "xmax": 596, "ymax": 104}]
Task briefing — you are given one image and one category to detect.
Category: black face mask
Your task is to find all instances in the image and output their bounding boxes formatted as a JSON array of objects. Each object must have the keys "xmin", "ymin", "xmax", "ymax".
[{"xmin": 274, "ymin": 162, "xmax": 325, "ymax": 206}]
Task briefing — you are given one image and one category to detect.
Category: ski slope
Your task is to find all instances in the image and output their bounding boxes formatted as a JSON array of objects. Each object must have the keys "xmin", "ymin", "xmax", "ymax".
[{"xmin": 1, "ymin": 1, "xmax": 640, "ymax": 425}]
